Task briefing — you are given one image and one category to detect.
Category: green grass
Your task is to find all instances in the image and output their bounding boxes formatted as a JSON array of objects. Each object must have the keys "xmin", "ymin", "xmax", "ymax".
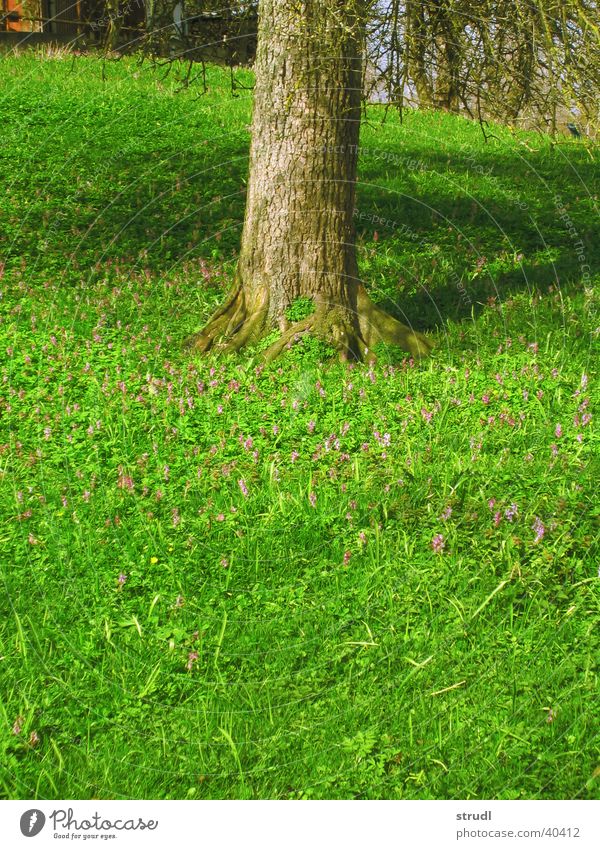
[{"xmin": 0, "ymin": 52, "xmax": 599, "ymax": 800}]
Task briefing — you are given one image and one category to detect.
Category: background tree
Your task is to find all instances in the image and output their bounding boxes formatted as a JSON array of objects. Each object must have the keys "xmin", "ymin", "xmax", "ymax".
[
  {"xmin": 368, "ymin": 1, "xmax": 600, "ymax": 133},
  {"xmin": 174, "ymin": 0, "xmax": 598, "ymax": 360}
]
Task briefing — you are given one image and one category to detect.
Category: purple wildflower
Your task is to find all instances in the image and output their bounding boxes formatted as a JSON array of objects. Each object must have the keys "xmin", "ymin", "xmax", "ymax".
[
  {"xmin": 431, "ymin": 533, "xmax": 445, "ymax": 554},
  {"xmin": 238, "ymin": 479, "xmax": 249, "ymax": 497},
  {"xmin": 117, "ymin": 472, "xmax": 134, "ymax": 492},
  {"xmin": 533, "ymin": 517, "xmax": 545, "ymax": 543}
]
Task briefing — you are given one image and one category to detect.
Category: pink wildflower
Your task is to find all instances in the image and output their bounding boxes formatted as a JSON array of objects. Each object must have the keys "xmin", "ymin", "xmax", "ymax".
[
  {"xmin": 431, "ymin": 533, "xmax": 445, "ymax": 554},
  {"xmin": 533, "ymin": 517, "xmax": 545, "ymax": 543}
]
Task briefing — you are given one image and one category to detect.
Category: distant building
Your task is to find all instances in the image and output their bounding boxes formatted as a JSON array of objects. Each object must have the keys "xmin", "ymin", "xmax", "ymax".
[
  {"xmin": 1, "ymin": 0, "xmax": 144, "ymax": 35},
  {"xmin": 1, "ymin": 0, "xmax": 256, "ymax": 65}
]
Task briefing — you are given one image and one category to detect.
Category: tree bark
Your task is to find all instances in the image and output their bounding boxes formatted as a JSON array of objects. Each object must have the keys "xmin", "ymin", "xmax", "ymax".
[
  {"xmin": 431, "ymin": 1, "xmax": 461, "ymax": 113},
  {"xmin": 188, "ymin": 0, "xmax": 432, "ymax": 363},
  {"xmin": 103, "ymin": 0, "xmax": 121, "ymax": 50},
  {"xmin": 407, "ymin": 0, "xmax": 435, "ymax": 108}
]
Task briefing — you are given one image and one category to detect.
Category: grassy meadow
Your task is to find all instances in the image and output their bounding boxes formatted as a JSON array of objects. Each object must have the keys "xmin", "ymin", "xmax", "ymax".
[{"xmin": 0, "ymin": 52, "xmax": 598, "ymax": 800}]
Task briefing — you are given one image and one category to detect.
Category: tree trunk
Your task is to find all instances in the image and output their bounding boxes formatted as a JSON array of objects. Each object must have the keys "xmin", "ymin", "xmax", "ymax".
[
  {"xmin": 103, "ymin": 0, "xmax": 121, "ymax": 50},
  {"xmin": 432, "ymin": 1, "xmax": 460, "ymax": 113},
  {"xmin": 407, "ymin": 0, "xmax": 435, "ymax": 109},
  {"xmin": 188, "ymin": 0, "xmax": 432, "ymax": 363}
]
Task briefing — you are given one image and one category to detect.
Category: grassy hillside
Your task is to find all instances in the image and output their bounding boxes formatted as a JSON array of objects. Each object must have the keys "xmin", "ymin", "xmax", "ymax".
[{"xmin": 0, "ymin": 53, "xmax": 598, "ymax": 800}]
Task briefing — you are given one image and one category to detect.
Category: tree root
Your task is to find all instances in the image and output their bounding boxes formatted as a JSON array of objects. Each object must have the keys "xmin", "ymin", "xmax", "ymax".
[
  {"xmin": 261, "ymin": 315, "xmax": 315, "ymax": 363},
  {"xmin": 184, "ymin": 282, "xmax": 243, "ymax": 353},
  {"xmin": 184, "ymin": 280, "xmax": 269, "ymax": 354},
  {"xmin": 355, "ymin": 284, "xmax": 434, "ymax": 360},
  {"xmin": 186, "ymin": 283, "xmax": 433, "ymax": 364},
  {"xmin": 261, "ymin": 298, "xmax": 433, "ymax": 365}
]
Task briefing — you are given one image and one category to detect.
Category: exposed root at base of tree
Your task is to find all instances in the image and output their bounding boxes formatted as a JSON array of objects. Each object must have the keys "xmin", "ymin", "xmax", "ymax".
[{"xmin": 185, "ymin": 284, "xmax": 433, "ymax": 364}]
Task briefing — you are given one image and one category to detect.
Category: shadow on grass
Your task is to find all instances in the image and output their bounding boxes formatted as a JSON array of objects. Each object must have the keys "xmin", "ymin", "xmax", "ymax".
[
  {"xmin": 354, "ymin": 142, "xmax": 598, "ymax": 330},
  {"xmin": 14, "ymin": 128, "xmax": 598, "ymax": 334}
]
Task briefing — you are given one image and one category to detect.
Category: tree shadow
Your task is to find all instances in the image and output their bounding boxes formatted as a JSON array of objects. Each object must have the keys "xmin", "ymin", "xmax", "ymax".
[
  {"xmin": 354, "ymin": 142, "xmax": 599, "ymax": 330},
  {"xmin": 14, "ymin": 121, "xmax": 598, "ymax": 335}
]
